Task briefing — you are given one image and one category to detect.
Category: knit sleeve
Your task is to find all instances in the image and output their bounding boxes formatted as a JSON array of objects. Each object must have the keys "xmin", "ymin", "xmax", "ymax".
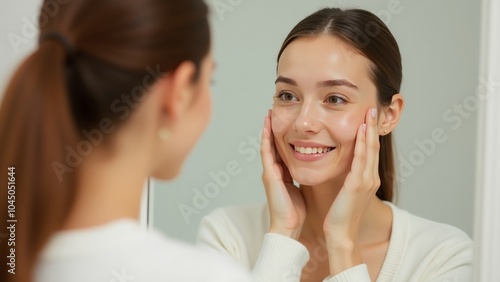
[
  {"xmin": 322, "ymin": 264, "xmax": 371, "ymax": 282},
  {"xmin": 252, "ymin": 233, "xmax": 310, "ymax": 282},
  {"xmin": 196, "ymin": 208, "xmax": 252, "ymax": 268},
  {"xmin": 196, "ymin": 208, "xmax": 311, "ymax": 282}
]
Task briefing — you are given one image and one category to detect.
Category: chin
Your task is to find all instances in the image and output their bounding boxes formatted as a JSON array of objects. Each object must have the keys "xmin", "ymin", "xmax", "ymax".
[
  {"xmin": 295, "ymin": 179, "xmax": 322, "ymax": 186},
  {"xmin": 290, "ymin": 168, "xmax": 328, "ymax": 186},
  {"xmin": 289, "ymin": 165, "xmax": 348, "ymax": 187}
]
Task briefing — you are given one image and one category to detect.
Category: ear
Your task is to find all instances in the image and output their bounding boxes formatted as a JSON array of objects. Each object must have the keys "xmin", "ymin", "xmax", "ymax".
[
  {"xmin": 378, "ymin": 94, "xmax": 404, "ymax": 135},
  {"xmin": 156, "ymin": 61, "xmax": 197, "ymax": 125}
]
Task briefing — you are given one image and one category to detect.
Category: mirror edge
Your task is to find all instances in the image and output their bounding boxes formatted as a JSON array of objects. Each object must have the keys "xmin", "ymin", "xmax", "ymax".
[{"xmin": 473, "ymin": 0, "xmax": 500, "ymax": 280}]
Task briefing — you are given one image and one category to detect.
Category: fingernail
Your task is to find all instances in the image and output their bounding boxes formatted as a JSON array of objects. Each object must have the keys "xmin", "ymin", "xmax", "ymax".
[
  {"xmin": 371, "ymin": 108, "xmax": 377, "ymax": 118},
  {"xmin": 362, "ymin": 123, "xmax": 367, "ymax": 132}
]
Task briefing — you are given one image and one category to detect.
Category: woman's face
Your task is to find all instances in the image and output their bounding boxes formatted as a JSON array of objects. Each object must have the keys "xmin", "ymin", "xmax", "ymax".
[{"xmin": 272, "ymin": 35, "xmax": 379, "ymax": 186}]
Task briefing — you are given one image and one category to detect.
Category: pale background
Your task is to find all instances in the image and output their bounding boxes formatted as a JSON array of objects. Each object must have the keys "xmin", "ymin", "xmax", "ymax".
[{"xmin": 0, "ymin": 0, "xmax": 480, "ymax": 244}]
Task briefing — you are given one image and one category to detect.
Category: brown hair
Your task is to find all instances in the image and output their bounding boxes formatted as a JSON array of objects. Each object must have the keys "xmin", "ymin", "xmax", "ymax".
[
  {"xmin": 0, "ymin": 0, "xmax": 210, "ymax": 281},
  {"xmin": 277, "ymin": 8, "xmax": 402, "ymax": 201}
]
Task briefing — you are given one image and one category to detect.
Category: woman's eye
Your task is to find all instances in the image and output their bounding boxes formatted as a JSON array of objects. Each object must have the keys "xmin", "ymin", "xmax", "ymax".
[
  {"xmin": 325, "ymin": 95, "xmax": 346, "ymax": 104},
  {"xmin": 276, "ymin": 92, "xmax": 298, "ymax": 102}
]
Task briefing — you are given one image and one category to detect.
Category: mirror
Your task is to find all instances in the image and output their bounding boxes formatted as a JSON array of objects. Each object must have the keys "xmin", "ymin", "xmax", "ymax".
[{"xmin": 150, "ymin": 0, "xmax": 480, "ymax": 243}]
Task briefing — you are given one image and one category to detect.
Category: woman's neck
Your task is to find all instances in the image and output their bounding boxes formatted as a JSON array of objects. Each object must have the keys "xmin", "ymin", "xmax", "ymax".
[
  {"xmin": 61, "ymin": 90, "xmax": 162, "ymax": 231},
  {"xmin": 61, "ymin": 130, "xmax": 153, "ymax": 231},
  {"xmin": 300, "ymin": 180, "xmax": 342, "ymax": 240},
  {"xmin": 299, "ymin": 180, "xmax": 392, "ymax": 245}
]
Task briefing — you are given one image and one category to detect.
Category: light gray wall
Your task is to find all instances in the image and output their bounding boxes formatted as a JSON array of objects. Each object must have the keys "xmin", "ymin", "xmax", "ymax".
[
  {"xmin": 0, "ymin": 0, "xmax": 41, "ymax": 102},
  {"xmin": 151, "ymin": 0, "xmax": 480, "ymax": 243}
]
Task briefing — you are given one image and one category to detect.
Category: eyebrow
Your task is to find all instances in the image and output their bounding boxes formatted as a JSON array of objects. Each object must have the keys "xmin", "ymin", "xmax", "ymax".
[
  {"xmin": 317, "ymin": 79, "xmax": 358, "ymax": 90},
  {"xmin": 275, "ymin": 76, "xmax": 358, "ymax": 90}
]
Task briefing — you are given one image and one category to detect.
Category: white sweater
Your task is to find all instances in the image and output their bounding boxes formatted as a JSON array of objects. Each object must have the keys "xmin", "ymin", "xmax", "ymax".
[
  {"xmin": 35, "ymin": 219, "xmax": 252, "ymax": 282},
  {"xmin": 196, "ymin": 202, "xmax": 473, "ymax": 282}
]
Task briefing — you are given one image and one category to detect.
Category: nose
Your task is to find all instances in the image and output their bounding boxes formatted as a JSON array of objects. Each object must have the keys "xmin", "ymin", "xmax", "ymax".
[{"xmin": 293, "ymin": 103, "xmax": 322, "ymax": 134}]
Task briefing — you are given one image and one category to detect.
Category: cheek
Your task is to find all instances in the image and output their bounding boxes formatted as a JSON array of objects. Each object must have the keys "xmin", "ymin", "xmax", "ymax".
[
  {"xmin": 271, "ymin": 107, "xmax": 294, "ymax": 135},
  {"xmin": 200, "ymin": 82, "xmax": 212, "ymax": 121},
  {"xmin": 271, "ymin": 107, "xmax": 295, "ymax": 162},
  {"xmin": 191, "ymin": 89, "xmax": 212, "ymax": 137},
  {"xmin": 329, "ymin": 111, "xmax": 365, "ymax": 145},
  {"xmin": 205, "ymin": 91, "xmax": 212, "ymax": 119},
  {"xmin": 199, "ymin": 68, "xmax": 213, "ymax": 122}
]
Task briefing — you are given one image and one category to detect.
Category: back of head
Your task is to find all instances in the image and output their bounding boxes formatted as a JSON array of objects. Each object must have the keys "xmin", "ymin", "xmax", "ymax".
[
  {"xmin": 277, "ymin": 8, "xmax": 402, "ymax": 201},
  {"xmin": 0, "ymin": 0, "xmax": 210, "ymax": 281}
]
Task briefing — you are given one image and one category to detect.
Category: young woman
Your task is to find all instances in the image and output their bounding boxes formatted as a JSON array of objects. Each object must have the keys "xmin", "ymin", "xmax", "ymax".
[
  {"xmin": 0, "ymin": 0, "xmax": 257, "ymax": 281},
  {"xmin": 197, "ymin": 8, "xmax": 473, "ymax": 282}
]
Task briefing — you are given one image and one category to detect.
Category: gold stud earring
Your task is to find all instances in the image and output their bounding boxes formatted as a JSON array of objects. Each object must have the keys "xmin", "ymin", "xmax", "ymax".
[
  {"xmin": 158, "ymin": 128, "xmax": 171, "ymax": 141},
  {"xmin": 384, "ymin": 130, "xmax": 387, "ymax": 134}
]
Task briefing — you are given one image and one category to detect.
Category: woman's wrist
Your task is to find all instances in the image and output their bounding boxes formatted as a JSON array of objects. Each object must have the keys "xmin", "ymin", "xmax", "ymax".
[
  {"xmin": 325, "ymin": 236, "xmax": 363, "ymax": 276},
  {"xmin": 269, "ymin": 226, "xmax": 302, "ymax": 240}
]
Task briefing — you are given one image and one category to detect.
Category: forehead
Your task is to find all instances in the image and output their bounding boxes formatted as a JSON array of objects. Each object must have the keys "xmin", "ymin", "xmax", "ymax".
[{"xmin": 277, "ymin": 35, "xmax": 374, "ymax": 88}]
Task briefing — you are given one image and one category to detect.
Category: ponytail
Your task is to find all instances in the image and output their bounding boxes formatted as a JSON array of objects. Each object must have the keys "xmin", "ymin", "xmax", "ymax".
[
  {"xmin": 1, "ymin": 0, "xmax": 210, "ymax": 281},
  {"xmin": 0, "ymin": 42, "xmax": 79, "ymax": 282}
]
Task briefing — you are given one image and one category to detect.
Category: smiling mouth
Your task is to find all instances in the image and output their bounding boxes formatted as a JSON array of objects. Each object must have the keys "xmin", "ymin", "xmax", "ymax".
[{"xmin": 291, "ymin": 145, "xmax": 336, "ymax": 155}]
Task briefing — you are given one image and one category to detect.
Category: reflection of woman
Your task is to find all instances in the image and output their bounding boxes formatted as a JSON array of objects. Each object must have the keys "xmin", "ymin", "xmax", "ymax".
[
  {"xmin": 198, "ymin": 8, "xmax": 472, "ymax": 282},
  {"xmin": 0, "ymin": 1, "xmax": 255, "ymax": 281}
]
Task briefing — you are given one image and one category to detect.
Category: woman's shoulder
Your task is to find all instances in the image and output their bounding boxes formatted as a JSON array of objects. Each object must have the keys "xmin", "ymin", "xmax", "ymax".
[
  {"xmin": 197, "ymin": 203, "xmax": 270, "ymax": 267},
  {"xmin": 384, "ymin": 202, "xmax": 473, "ymax": 280},
  {"xmin": 386, "ymin": 202, "xmax": 472, "ymax": 269},
  {"xmin": 201, "ymin": 202, "xmax": 270, "ymax": 233},
  {"xmin": 207, "ymin": 202, "xmax": 269, "ymax": 217},
  {"xmin": 387, "ymin": 201, "xmax": 471, "ymax": 243},
  {"xmin": 36, "ymin": 219, "xmax": 251, "ymax": 282}
]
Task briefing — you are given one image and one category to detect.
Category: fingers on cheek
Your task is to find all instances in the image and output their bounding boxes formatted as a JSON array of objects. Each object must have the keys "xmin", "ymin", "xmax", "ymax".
[
  {"xmin": 357, "ymin": 123, "xmax": 367, "ymax": 143},
  {"xmin": 272, "ymin": 109, "xmax": 292, "ymax": 134}
]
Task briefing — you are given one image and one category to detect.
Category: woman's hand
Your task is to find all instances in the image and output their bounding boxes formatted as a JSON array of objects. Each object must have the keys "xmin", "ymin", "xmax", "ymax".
[
  {"xmin": 323, "ymin": 107, "xmax": 381, "ymax": 274},
  {"xmin": 261, "ymin": 109, "xmax": 306, "ymax": 239}
]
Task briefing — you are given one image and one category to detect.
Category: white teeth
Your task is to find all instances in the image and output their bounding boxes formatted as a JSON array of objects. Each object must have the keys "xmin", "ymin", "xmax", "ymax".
[{"xmin": 294, "ymin": 146, "xmax": 333, "ymax": 155}]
